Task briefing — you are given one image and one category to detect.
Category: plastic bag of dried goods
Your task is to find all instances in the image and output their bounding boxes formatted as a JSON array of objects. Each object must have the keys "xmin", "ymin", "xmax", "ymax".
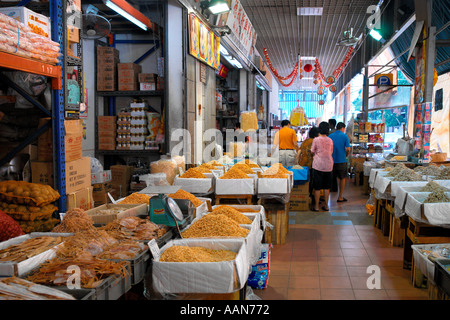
[{"xmin": 150, "ymin": 158, "xmax": 178, "ymax": 185}]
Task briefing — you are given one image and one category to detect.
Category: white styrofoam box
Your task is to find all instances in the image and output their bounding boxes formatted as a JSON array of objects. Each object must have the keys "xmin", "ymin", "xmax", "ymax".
[
  {"xmin": 404, "ymin": 192, "xmax": 450, "ymax": 226},
  {"xmin": 215, "ymin": 177, "xmax": 255, "ymax": 195},
  {"xmin": 369, "ymin": 168, "xmax": 386, "ymax": 188},
  {"xmin": 173, "ymin": 175, "xmax": 213, "ymax": 194},
  {"xmin": 257, "ymin": 177, "xmax": 291, "ymax": 195},
  {"xmin": 152, "ymin": 238, "xmax": 249, "ymax": 294},
  {"xmin": 0, "ymin": 6, "xmax": 51, "ymax": 38},
  {"xmin": 210, "ymin": 204, "xmax": 266, "ymax": 230},
  {"xmin": 91, "ymin": 170, "xmax": 112, "ymax": 184},
  {"xmin": 411, "ymin": 244, "xmax": 450, "ymax": 283}
]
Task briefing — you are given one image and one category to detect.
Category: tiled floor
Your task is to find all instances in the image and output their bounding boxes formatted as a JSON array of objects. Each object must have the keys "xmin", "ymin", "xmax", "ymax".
[{"xmin": 254, "ymin": 180, "xmax": 428, "ymax": 300}]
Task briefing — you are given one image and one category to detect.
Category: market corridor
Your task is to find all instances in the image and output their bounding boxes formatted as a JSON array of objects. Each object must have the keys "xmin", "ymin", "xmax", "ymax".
[{"xmin": 254, "ymin": 180, "xmax": 428, "ymax": 300}]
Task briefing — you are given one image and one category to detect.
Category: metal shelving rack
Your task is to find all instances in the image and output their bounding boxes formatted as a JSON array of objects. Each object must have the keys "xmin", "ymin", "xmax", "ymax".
[{"xmin": 0, "ymin": 0, "xmax": 68, "ymax": 212}]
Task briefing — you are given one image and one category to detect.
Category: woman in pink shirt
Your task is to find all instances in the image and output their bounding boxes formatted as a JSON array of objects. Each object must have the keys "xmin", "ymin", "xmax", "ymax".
[{"xmin": 310, "ymin": 122, "xmax": 334, "ymax": 211}]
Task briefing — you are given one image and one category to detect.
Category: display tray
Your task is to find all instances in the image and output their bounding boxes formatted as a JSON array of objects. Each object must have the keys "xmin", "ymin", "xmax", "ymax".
[
  {"xmin": 369, "ymin": 168, "xmax": 386, "ymax": 188},
  {"xmin": 210, "ymin": 204, "xmax": 266, "ymax": 231},
  {"xmin": 85, "ymin": 203, "xmax": 148, "ymax": 224},
  {"xmin": 107, "ymin": 264, "xmax": 132, "ymax": 300},
  {"xmin": 53, "ymin": 287, "xmax": 96, "ymax": 300},
  {"xmin": 108, "ymin": 250, "xmax": 150, "ymax": 285},
  {"xmin": 0, "ymin": 233, "xmax": 72, "ymax": 277},
  {"xmin": 434, "ymin": 258, "xmax": 450, "ymax": 297},
  {"xmin": 152, "ymin": 238, "xmax": 249, "ymax": 294}
]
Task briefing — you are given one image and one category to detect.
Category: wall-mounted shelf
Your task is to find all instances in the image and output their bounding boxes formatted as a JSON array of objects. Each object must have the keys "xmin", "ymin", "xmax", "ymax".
[{"xmin": 97, "ymin": 90, "xmax": 164, "ymax": 97}]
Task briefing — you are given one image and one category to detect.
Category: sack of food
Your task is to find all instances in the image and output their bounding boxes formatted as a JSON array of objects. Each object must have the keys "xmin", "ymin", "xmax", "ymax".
[
  {"xmin": 0, "ymin": 181, "xmax": 60, "ymax": 207},
  {"xmin": 150, "ymin": 158, "xmax": 178, "ymax": 185}
]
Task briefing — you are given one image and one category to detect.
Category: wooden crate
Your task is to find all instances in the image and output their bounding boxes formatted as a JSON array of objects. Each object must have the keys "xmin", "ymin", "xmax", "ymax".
[
  {"xmin": 215, "ymin": 194, "xmax": 254, "ymax": 205},
  {"xmin": 259, "ymin": 200, "xmax": 289, "ymax": 245},
  {"xmin": 389, "ymin": 215, "xmax": 406, "ymax": 247},
  {"xmin": 428, "ymin": 283, "xmax": 450, "ymax": 300},
  {"xmin": 403, "ymin": 217, "xmax": 450, "ymax": 269}
]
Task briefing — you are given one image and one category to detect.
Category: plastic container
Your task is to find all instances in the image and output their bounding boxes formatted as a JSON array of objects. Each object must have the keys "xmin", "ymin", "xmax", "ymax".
[{"xmin": 434, "ymin": 258, "xmax": 450, "ymax": 297}]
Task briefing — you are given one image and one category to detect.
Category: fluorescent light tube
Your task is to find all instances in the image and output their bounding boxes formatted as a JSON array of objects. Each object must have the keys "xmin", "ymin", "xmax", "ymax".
[
  {"xmin": 208, "ymin": 0, "xmax": 230, "ymax": 15},
  {"xmin": 105, "ymin": 0, "xmax": 148, "ymax": 31}
]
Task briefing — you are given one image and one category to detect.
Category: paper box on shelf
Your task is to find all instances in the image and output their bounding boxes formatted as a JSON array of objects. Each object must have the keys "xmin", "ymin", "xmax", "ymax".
[
  {"xmin": 0, "ymin": 6, "xmax": 51, "ymax": 38},
  {"xmin": 64, "ymin": 119, "xmax": 83, "ymax": 162},
  {"xmin": 67, "ymin": 25, "xmax": 79, "ymax": 43},
  {"xmin": 65, "ymin": 157, "xmax": 91, "ymax": 194},
  {"xmin": 31, "ymin": 161, "xmax": 54, "ymax": 186},
  {"xmin": 118, "ymin": 63, "xmax": 142, "ymax": 72},
  {"xmin": 97, "ymin": 116, "xmax": 117, "ymax": 134},
  {"xmin": 66, "ymin": 186, "xmax": 94, "ymax": 211},
  {"xmin": 138, "ymin": 73, "xmax": 157, "ymax": 83},
  {"xmin": 85, "ymin": 203, "xmax": 147, "ymax": 224},
  {"xmin": 152, "ymin": 239, "xmax": 249, "ymax": 294},
  {"xmin": 98, "ymin": 136, "xmax": 116, "ymax": 150}
]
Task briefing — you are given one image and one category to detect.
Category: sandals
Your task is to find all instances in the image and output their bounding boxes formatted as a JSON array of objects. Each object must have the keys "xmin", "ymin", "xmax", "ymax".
[
  {"xmin": 312, "ymin": 208, "xmax": 320, "ymax": 212},
  {"xmin": 337, "ymin": 198, "xmax": 348, "ymax": 202},
  {"xmin": 321, "ymin": 206, "xmax": 329, "ymax": 211}
]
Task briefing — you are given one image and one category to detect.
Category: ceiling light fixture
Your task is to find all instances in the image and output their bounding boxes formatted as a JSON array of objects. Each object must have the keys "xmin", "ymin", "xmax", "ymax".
[
  {"xmin": 369, "ymin": 29, "xmax": 383, "ymax": 41},
  {"xmin": 297, "ymin": 7, "xmax": 323, "ymax": 16},
  {"xmin": 200, "ymin": 0, "xmax": 230, "ymax": 16},
  {"xmin": 103, "ymin": 0, "xmax": 151, "ymax": 31}
]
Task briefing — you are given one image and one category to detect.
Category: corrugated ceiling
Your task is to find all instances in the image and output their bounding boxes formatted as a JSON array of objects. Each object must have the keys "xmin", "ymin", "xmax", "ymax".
[{"xmin": 240, "ymin": 0, "xmax": 380, "ymax": 90}]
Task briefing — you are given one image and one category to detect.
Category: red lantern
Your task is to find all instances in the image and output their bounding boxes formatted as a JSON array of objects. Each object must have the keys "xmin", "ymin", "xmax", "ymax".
[
  {"xmin": 326, "ymin": 76, "xmax": 335, "ymax": 84},
  {"xmin": 318, "ymin": 89, "xmax": 324, "ymax": 95},
  {"xmin": 303, "ymin": 64, "xmax": 313, "ymax": 72},
  {"xmin": 319, "ymin": 100, "xmax": 325, "ymax": 105},
  {"xmin": 329, "ymin": 85, "xmax": 337, "ymax": 92}
]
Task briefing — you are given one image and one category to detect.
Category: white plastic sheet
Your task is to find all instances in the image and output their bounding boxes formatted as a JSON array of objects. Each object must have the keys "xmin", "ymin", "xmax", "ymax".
[
  {"xmin": 404, "ymin": 192, "xmax": 450, "ymax": 226},
  {"xmin": 173, "ymin": 175, "xmax": 213, "ymax": 194}
]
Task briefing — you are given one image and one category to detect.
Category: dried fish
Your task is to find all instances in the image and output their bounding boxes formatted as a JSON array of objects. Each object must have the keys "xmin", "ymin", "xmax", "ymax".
[
  {"xmin": 386, "ymin": 163, "xmax": 407, "ymax": 177},
  {"xmin": 392, "ymin": 168, "xmax": 423, "ymax": 181},
  {"xmin": 424, "ymin": 190, "xmax": 450, "ymax": 203},
  {"xmin": 420, "ymin": 181, "xmax": 448, "ymax": 193},
  {"xmin": 160, "ymin": 246, "xmax": 237, "ymax": 262}
]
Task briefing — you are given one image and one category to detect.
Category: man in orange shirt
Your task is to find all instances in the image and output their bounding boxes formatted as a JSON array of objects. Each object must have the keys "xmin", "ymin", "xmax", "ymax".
[{"xmin": 273, "ymin": 120, "xmax": 299, "ymax": 167}]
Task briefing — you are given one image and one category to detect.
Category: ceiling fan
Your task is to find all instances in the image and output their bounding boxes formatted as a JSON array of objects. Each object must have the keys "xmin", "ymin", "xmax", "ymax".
[{"xmin": 81, "ymin": 4, "xmax": 111, "ymax": 39}]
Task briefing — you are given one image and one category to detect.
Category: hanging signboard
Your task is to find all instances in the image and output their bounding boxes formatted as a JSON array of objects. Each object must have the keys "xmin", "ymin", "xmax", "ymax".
[
  {"xmin": 188, "ymin": 14, "xmax": 220, "ymax": 70},
  {"xmin": 374, "ymin": 74, "xmax": 393, "ymax": 86}
]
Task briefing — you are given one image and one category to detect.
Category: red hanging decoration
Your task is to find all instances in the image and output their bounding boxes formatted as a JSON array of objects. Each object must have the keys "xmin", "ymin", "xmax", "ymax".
[
  {"xmin": 303, "ymin": 64, "xmax": 313, "ymax": 72},
  {"xmin": 263, "ymin": 48, "xmax": 298, "ymax": 83}
]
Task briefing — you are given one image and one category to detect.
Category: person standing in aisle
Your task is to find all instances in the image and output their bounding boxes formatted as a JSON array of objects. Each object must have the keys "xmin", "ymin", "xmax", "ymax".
[
  {"xmin": 328, "ymin": 118, "xmax": 338, "ymax": 192},
  {"xmin": 328, "ymin": 119, "xmax": 337, "ymax": 134},
  {"xmin": 299, "ymin": 126, "xmax": 319, "ymax": 168},
  {"xmin": 310, "ymin": 122, "xmax": 334, "ymax": 211},
  {"xmin": 273, "ymin": 120, "xmax": 299, "ymax": 167},
  {"xmin": 329, "ymin": 122, "xmax": 351, "ymax": 202}
]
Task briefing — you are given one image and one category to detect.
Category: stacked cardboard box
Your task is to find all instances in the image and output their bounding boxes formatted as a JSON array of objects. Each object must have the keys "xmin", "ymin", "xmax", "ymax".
[
  {"xmin": 110, "ymin": 165, "xmax": 134, "ymax": 199},
  {"xmin": 118, "ymin": 63, "xmax": 142, "ymax": 91},
  {"xmin": 97, "ymin": 116, "xmax": 117, "ymax": 150},
  {"xmin": 138, "ymin": 73, "xmax": 157, "ymax": 91},
  {"xmin": 289, "ymin": 182, "xmax": 310, "ymax": 211},
  {"xmin": 33, "ymin": 118, "xmax": 92, "ymax": 211},
  {"xmin": 97, "ymin": 47, "xmax": 120, "ymax": 91},
  {"xmin": 156, "ymin": 76, "xmax": 164, "ymax": 90}
]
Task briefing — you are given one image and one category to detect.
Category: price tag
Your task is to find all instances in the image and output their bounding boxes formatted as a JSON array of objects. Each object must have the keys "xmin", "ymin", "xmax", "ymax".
[{"xmin": 148, "ymin": 239, "xmax": 160, "ymax": 260}]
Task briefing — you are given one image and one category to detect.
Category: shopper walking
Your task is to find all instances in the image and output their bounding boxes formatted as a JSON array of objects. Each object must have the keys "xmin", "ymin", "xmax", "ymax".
[
  {"xmin": 329, "ymin": 122, "xmax": 351, "ymax": 202},
  {"xmin": 328, "ymin": 119, "xmax": 337, "ymax": 134},
  {"xmin": 273, "ymin": 120, "xmax": 299, "ymax": 167},
  {"xmin": 299, "ymin": 126, "xmax": 319, "ymax": 168},
  {"xmin": 310, "ymin": 122, "xmax": 334, "ymax": 211}
]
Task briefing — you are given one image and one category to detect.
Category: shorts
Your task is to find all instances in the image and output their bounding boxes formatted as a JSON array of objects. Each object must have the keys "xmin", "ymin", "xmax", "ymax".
[
  {"xmin": 333, "ymin": 162, "xmax": 348, "ymax": 180},
  {"xmin": 311, "ymin": 169, "xmax": 332, "ymax": 190},
  {"xmin": 279, "ymin": 149, "xmax": 297, "ymax": 167}
]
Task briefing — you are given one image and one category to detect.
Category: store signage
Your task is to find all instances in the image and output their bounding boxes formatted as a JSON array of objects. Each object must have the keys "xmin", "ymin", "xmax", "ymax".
[
  {"xmin": 188, "ymin": 14, "xmax": 220, "ymax": 70},
  {"xmin": 374, "ymin": 73, "xmax": 393, "ymax": 86},
  {"xmin": 225, "ymin": 0, "xmax": 256, "ymax": 58},
  {"xmin": 216, "ymin": 63, "xmax": 229, "ymax": 78}
]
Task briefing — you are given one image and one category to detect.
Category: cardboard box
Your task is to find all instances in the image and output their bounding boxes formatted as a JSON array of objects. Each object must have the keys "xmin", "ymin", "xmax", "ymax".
[
  {"xmin": 92, "ymin": 183, "xmax": 108, "ymax": 206},
  {"xmin": 97, "ymin": 47, "xmax": 119, "ymax": 91},
  {"xmin": 289, "ymin": 193, "xmax": 310, "ymax": 211},
  {"xmin": 138, "ymin": 73, "xmax": 157, "ymax": 83},
  {"xmin": 118, "ymin": 83, "xmax": 138, "ymax": 91},
  {"xmin": 31, "ymin": 161, "xmax": 54, "ymax": 186},
  {"xmin": 118, "ymin": 63, "xmax": 142, "ymax": 72},
  {"xmin": 111, "ymin": 165, "xmax": 134, "ymax": 186},
  {"xmin": 97, "ymin": 116, "xmax": 117, "ymax": 133},
  {"xmin": 65, "ymin": 157, "xmax": 91, "ymax": 194},
  {"xmin": 67, "ymin": 25, "xmax": 79, "ymax": 43},
  {"xmin": 140, "ymin": 82, "xmax": 156, "ymax": 91},
  {"xmin": 156, "ymin": 77, "xmax": 164, "ymax": 90},
  {"xmin": 97, "ymin": 46, "xmax": 120, "ymax": 57},
  {"xmin": 85, "ymin": 203, "xmax": 147, "ymax": 224},
  {"xmin": 0, "ymin": 7, "xmax": 51, "ymax": 38},
  {"xmin": 64, "ymin": 119, "xmax": 83, "ymax": 162},
  {"xmin": 98, "ymin": 136, "xmax": 116, "ymax": 150},
  {"xmin": 66, "ymin": 186, "xmax": 94, "ymax": 211},
  {"xmin": 292, "ymin": 182, "xmax": 309, "ymax": 195},
  {"xmin": 37, "ymin": 118, "xmax": 53, "ymax": 162}
]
